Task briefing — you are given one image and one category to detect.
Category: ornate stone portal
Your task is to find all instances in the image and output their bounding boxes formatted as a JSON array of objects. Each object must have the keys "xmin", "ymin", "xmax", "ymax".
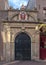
[
  {"xmin": 0, "ymin": 9, "xmax": 40, "ymax": 61},
  {"xmin": 1, "ymin": 22, "xmax": 40, "ymax": 61}
]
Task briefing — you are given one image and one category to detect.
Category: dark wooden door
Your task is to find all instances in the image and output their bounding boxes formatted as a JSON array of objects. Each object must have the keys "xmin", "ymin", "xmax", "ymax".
[
  {"xmin": 40, "ymin": 34, "xmax": 46, "ymax": 60},
  {"xmin": 15, "ymin": 32, "xmax": 31, "ymax": 60}
]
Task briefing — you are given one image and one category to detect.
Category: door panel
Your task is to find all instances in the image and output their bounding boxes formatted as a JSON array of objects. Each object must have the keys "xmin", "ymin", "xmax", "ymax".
[
  {"xmin": 40, "ymin": 35, "xmax": 46, "ymax": 60},
  {"xmin": 15, "ymin": 32, "xmax": 31, "ymax": 60}
]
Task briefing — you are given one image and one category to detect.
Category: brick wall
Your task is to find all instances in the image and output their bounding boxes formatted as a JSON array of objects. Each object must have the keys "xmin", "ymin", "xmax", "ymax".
[
  {"xmin": 0, "ymin": 0, "xmax": 9, "ymax": 10},
  {"xmin": 0, "ymin": 11, "xmax": 8, "ymax": 20},
  {"xmin": 36, "ymin": 0, "xmax": 46, "ymax": 21}
]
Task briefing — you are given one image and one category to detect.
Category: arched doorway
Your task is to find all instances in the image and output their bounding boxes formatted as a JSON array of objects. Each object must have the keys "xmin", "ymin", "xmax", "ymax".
[{"xmin": 15, "ymin": 32, "xmax": 31, "ymax": 60}]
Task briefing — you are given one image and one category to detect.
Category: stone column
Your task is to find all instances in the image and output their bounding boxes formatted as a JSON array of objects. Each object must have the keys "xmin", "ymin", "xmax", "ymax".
[
  {"xmin": 5, "ymin": 29, "xmax": 10, "ymax": 62},
  {"xmin": 0, "ymin": 23, "xmax": 3, "ymax": 61},
  {"xmin": 10, "ymin": 30, "xmax": 15, "ymax": 61},
  {"xmin": 1, "ymin": 30, "xmax": 7, "ymax": 61},
  {"xmin": 34, "ymin": 31, "xmax": 40, "ymax": 60},
  {"xmin": 31, "ymin": 33, "xmax": 36, "ymax": 60}
]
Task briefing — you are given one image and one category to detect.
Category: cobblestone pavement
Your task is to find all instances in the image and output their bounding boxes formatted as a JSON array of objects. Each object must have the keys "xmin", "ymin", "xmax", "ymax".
[{"xmin": 0, "ymin": 60, "xmax": 46, "ymax": 65}]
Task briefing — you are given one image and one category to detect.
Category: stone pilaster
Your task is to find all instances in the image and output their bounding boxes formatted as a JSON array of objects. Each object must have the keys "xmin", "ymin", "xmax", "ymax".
[{"xmin": 34, "ymin": 31, "xmax": 40, "ymax": 60}]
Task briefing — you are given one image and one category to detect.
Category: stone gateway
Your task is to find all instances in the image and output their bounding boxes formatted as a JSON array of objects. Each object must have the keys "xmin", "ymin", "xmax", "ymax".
[{"xmin": 0, "ymin": 2, "xmax": 46, "ymax": 62}]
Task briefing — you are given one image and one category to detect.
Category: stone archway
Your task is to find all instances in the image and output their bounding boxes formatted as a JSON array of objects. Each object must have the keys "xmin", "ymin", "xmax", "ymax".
[{"xmin": 14, "ymin": 32, "xmax": 31, "ymax": 60}]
